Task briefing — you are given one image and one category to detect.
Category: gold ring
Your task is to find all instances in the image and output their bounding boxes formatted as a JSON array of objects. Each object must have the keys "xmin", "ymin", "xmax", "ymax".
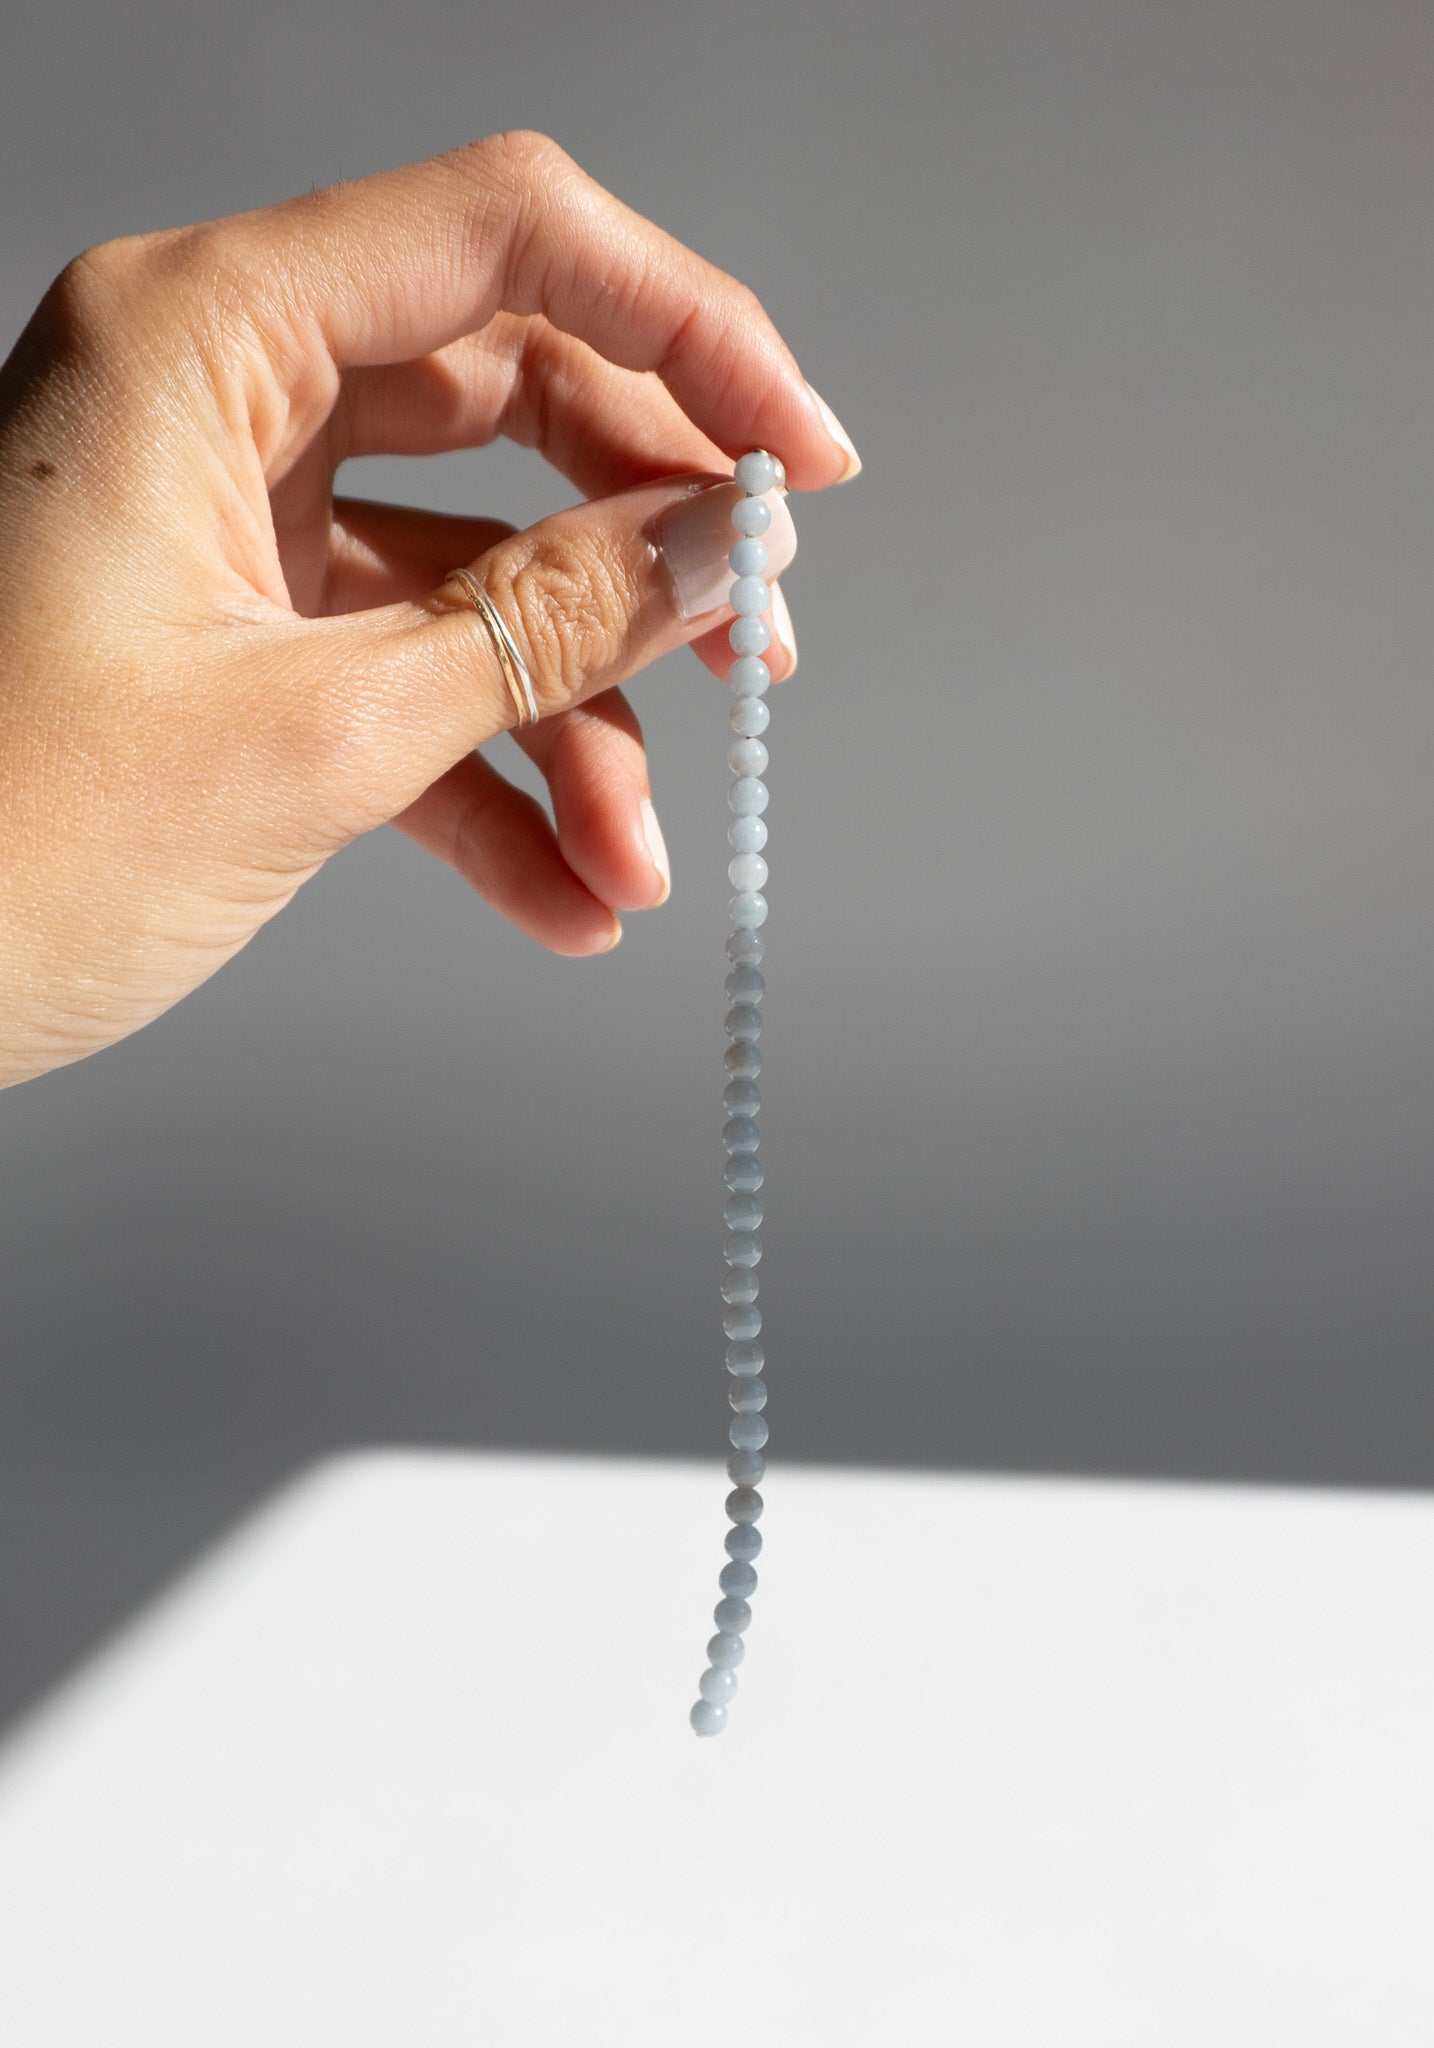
[{"xmin": 445, "ymin": 568, "xmax": 539, "ymax": 730}]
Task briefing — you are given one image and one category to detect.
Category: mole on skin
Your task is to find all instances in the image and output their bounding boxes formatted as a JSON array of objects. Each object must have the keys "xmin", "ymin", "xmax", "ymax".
[{"xmin": 29, "ymin": 460, "xmax": 56, "ymax": 479}]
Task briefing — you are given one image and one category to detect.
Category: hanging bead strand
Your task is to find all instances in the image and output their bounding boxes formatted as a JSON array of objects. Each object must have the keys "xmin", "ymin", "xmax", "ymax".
[{"xmin": 690, "ymin": 447, "xmax": 785, "ymax": 1737}]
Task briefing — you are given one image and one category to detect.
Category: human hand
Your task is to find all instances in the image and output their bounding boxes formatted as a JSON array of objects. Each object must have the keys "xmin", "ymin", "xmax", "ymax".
[{"xmin": 0, "ymin": 130, "xmax": 860, "ymax": 1088}]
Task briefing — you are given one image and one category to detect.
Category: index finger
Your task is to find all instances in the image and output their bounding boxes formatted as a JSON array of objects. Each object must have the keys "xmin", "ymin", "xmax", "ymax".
[{"xmin": 216, "ymin": 131, "xmax": 851, "ymax": 492}]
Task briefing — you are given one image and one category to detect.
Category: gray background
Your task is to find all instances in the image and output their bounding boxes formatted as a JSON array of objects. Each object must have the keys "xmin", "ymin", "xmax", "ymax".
[{"xmin": 3, "ymin": 0, "xmax": 1434, "ymax": 1733}]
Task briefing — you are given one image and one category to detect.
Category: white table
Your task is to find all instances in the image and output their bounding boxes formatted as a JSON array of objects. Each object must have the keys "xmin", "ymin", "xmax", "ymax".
[{"xmin": 0, "ymin": 1451, "xmax": 1430, "ymax": 2045}]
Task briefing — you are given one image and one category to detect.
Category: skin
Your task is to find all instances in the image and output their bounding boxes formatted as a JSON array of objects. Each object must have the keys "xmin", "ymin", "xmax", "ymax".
[{"xmin": 0, "ymin": 130, "xmax": 854, "ymax": 1089}]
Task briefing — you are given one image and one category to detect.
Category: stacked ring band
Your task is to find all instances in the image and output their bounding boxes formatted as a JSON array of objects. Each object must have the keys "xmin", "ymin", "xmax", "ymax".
[{"xmin": 446, "ymin": 566, "xmax": 539, "ymax": 729}]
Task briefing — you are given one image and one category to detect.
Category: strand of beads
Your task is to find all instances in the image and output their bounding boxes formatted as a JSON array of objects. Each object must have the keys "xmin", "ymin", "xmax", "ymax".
[{"xmin": 690, "ymin": 448, "xmax": 783, "ymax": 1737}]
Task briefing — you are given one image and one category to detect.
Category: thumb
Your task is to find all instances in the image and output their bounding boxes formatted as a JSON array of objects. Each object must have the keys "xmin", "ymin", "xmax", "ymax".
[{"xmin": 265, "ymin": 471, "xmax": 797, "ymax": 836}]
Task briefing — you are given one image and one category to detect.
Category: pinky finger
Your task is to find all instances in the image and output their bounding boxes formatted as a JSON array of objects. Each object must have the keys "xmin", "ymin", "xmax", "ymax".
[{"xmin": 391, "ymin": 750, "xmax": 622, "ymax": 957}]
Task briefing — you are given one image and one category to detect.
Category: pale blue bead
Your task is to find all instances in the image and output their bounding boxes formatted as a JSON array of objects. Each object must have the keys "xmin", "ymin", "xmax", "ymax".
[
  {"xmin": 721, "ymin": 1267, "xmax": 759, "ymax": 1305},
  {"xmin": 726, "ymin": 927, "xmax": 764, "ymax": 967},
  {"xmin": 728, "ymin": 810, "xmax": 768, "ymax": 851},
  {"xmin": 724, "ymin": 1229, "xmax": 762, "ymax": 1267},
  {"xmin": 728, "ymin": 655, "xmax": 770, "ymax": 695},
  {"xmin": 714, "ymin": 1595, "xmax": 752, "ymax": 1633},
  {"xmin": 719, "ymin": 1558, "xmax": 758, "ymax": 1599},
  {"xmin": 699, "ymin": 1664, "xmax": 738, "ymax": 1704},
  {"xmin": 727, "ymin": 739, "xmax": 769, "ymax": 779},
  {"xmin": 725, "ymin": 965, "xmax": 766, "ymax": 1004},
  {"xmin": 730, "ymin": 695, "xmax": 771, "ymax": 738},
  {"xmin": 728, "ymin": 852, "xmax": 769, "ymax": 891},
  {"xmin": 708, "ymin": 1629, "xmax": 746, "ymax": 1666},
  {"xmin": 723, "ymin": 1302, "xmax": 761, "ymax": 1341},
  {"xmin": 722, "ymin": 1114, "xmax": 759, "ymax": 1152},
  {"xmin": 725, "ymin": 1004, "xmax": 762, "ymax": 1042},
  {"xmin": 728, "ymin": 776, "xmax": 769, "ymax": 816},
  {"xmin": 729, "ymin": 892, "xmax": 769, "ymax": 929},
  {"xmin": 729, "ymin": 616, "xmax": 771, "ymax": 658},
  {"xmin": 723, "ymin": 1152, "xmax": 764, "ymax": 1193},
  {"xmin": 735, "ymin": 450, "xmax": 777, "ymax": 495},
  {"xmin": 724, "ymin": 1524, "xmax": 762, "ymax": 1564},
  {"xmin": 731, "ymin": 496, "xmax": 771, "ymax": 538},
  {"xmin": 725, "ymin": 1339, "xmax": 765, "ymax": 1375},
  {"xmin": 725, "ymin": 1485, "xmax": 763, "ymax": 1522},
  {"xmin": 725, "ymin": 1193, "xmax": 763, "ymax": 1232},
  {"xmin": 728, "ymin": 536, "xmax": 769, "ymax": 577},
  {"xmin": 729, "ymin": 1374, "xmax": 768, "ymax": 1412},
  {"xmin": 723, "ymin": 1040, "xmax": 762, "ymax": 1080},
  {"xmin": 730, "ymin": 574, "xmax": 771, "ymax": 617},
  {"xmin": 730, "ymin": 1414, "xmax": 769, "ymax": 1453},
  {"xmin": 727, "ymin": 1447, "xmax": 766, "ymax": 1487},
  {"xmin": 723, "ymin": 1077, "xmax": 760, "ymax": 1117},
  {"xmin": 690, "ymin": 1698, "xmax": 727, "ymax": 1736}
]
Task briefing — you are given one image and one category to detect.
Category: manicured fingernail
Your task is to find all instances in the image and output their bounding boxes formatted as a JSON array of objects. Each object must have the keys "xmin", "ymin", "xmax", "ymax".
[
  {"xmin": 639, "ymin": 797, "xmax": 671, "ymax": 905},
  {"xmin": 769, "ymin": 583, "xmax": 798, "ymax": 679},
  {"xmin": 657, "ymin": 480, "xmax": 798, "ymax": 623},
  {"xmin": 807, "ymin": 384, "xmax": 862, "ymax": 481},
  {"xmin": 598, "ymin": 915, "xmax": 623, "ymax": 953}
]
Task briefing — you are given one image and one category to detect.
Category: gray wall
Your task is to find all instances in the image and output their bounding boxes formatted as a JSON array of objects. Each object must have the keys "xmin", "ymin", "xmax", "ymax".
[{"xmin": 4, "ymin": 0, "xmax": 1434, "ymax": 1729}]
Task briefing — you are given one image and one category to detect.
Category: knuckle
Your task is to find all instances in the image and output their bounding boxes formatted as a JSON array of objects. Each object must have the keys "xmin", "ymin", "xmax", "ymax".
[
  {"xmin": 488, "ymin": 128, "xmax": 566, "ymax": 183},
  {"xmin": 496, "ymin": 531, "xmax": 632, "ymax": 715}
]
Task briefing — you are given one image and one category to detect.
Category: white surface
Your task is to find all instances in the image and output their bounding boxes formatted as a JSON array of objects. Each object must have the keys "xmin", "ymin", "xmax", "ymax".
[{"xmin": 0, "ymin": 1451, "xmax": 1431, "ymax": 2045}]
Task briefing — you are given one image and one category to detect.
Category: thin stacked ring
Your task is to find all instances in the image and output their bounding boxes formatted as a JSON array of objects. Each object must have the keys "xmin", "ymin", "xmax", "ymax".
[{"xmin": 690, "ymin": 447, "xmax": 784, "ymax": 1738}]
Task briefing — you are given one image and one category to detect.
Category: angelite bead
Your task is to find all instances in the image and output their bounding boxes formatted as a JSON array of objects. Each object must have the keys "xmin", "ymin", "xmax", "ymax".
[
  {"xmin": 730, "ymin": 573, "xmax": 771, "ymax": 617},
  {"xmin": 723, "ymin": 1041, "xmax": 762, "ymax": 1080},
  {"xmin": 725, "ymin": 966, "xmax": 765, "ymax": 1004},
  {"xmin": 730, "ymin": 696, "xmax": 770, "ymax": 738},
  {"xmin": 723, "ymin": 1303, "xmax": 761, "ymax": 1340},
  {"xmin": 729, "ymin": 1414, "xmax": 769, "ymax": 1455},
  {"xmin": 723, "ymin": 1078, "xmax": 760, "ymax": 1118},
  {"xmin": 723, "ymin": 1153, "xmax": 764, "ymax": 1193},
  {"xmin": 700, "ymin": 1664, "xmax": 738, "ymax": 1704},
  {"xmin": 725, "ymin": 1004, "xmax": 762, "ymax": 1042},
  {"xmin": 724, "ymin": 1229, "xmax": 762, "ymax": 1268},
  {"xmin": 729, "ymin": 892, "xmax": 769, "ymax": 929},
  {"xmin": 714, "ymin": 1595, "xmax": 753, "ymax": 1634},
  {"xmin": 728, "ymin": 853, "xmax": 769, "ymax": 892},
  {"xmin": 729, "ymin": 616, "xmax": 771, "ymax": 659},
  {"xmin": 724, "ymin": 1194, "xmax": 763, "ymax": 1232},
  {"xmin": 728, "ymin": 536, "xmax": 769, "ymax": 577},
  {"xmin": 708, "ymin": 1630, "xmax": 746, "ymax": 1667},
  {"xmin": 725, "ymin": 1340, "xmax": 765, "ymax": 1375},
  {"xmin": 723, "ymin": 1114, "xmax": 760, "ymax": 1152},
  {"xmin": 727, "ymin": 740, "xmax": 769, "ymax": 780},
  {"xmin": 727, "ymin": 1448, "xmax": 766, "ymax": 1487},
  {"xmin": 691, "ymin": 1699, "xmax": 727, "ymax": 1737},
  {"xmin": 724, "ymin": 1523, "xmax": 762, "ymax": 1562},
  {"xmin": 728, "ymin": 1375, "xmax": 767, "ymax": 1413},
  {"xmin": 721, "ymin": 1267, "xmax": 759, "ymax": 1305},
  {"xmin": 730, "ymin": 495, "xmax": 771, "ymax": 537},
  {"xmin": 719, "ymin": 1559, "xmax": 758, "ymax": 1599},
  {"xmin": 728, "ymin": 777, "xmax": 769, "ymax": 816},
  {"xmin": 734, "ymin": 450, "xmax": 777, "ymax": 495},
  {"xmin": 728, "ymin": 655, "xmax": 771, "ymax": 695},
  {"xmin": 727, "ymin": 928, "xmax": 765, "ymax": 967},
  {"xmin": 725, "ymin": 1486, "xmax": 763, "ymax": 1522}
]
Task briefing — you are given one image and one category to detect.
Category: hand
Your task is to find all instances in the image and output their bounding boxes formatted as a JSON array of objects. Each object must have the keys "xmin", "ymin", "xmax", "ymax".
[{"xmin": 0, "ymin": 130, "xmax": 860, "ymax": 1089}]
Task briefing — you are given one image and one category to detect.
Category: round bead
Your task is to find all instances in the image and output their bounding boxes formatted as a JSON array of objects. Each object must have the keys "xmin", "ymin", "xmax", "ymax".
[
  {"xmin": 729, "ymin": 892, "xmax": 769, "ymax": 929},
  {"xmin": 725, "ymin": 1485, "xmax": 764, "ymax": 1523},
  {"xmin": 728, "ymin": 811, "xmax": 768, "ymax": 854},
  {"xmin": 730, "ymin": 695, "xmax": 771, "ymax": 738},
  {"xmin": 727, "ymin": 740, "xmax": 769, "ymax": 781},
  {"xmin": 699, "ymin": 1664, "xmax": 738, "ymax": 1704},
  {"xmin": 690, "ymin": 1698, "xmax": 727, "ymax": 1736},
  {"xmin": 723, "ymin": 1303, "xmax": 762, "ymax": 1341},
  {"xmin": 771, "ymin": 456, "xmax": 787, "ymax": 491},
  {"xmin": 728, "ymin": 536, "xmax": 769, "ymax": 578},
  {"xmin": 724, "ymin": 1523, "xmax": 763, "ymax": 1563},
  {"xmin": 723, "ymin": 1151, "xmax": 764, "ymax": 1193},
  {"xmin": 725, "ymin": 1339, "xmax": 765, "ymax": 1375},
  {"xmin": 726, "ymin": 928, "xmax": 765, "ymax": 967},
  {"xmin": 728, "ymin": 776, "xmax": 769, "ymax": 816},
  {"xmin": 730, "ymin": 1414, "xmax": 769, "ymax": 1453},
  {"xmin": 728, "ymin": 1374, "xmax": 767, "ymax": 1412},
  {"xmin": 714, "ymin": 1595, "xmax": 752, "ymax": 1634},
  {"xmin": 728, "ymin": 655, "xmax": 770, "ymax": 695},
  {"xmin": 728, "ymin": 853, "xmax": 769, "ymax": 892},
  {"xmin": 719, "ymin": 1559, "xmax": 758, "ymax": 1599},
  {"xmin": 730, "ymin": 573, "xmax": 771, "ymax": 618},
  {"xmin": 708, "ymin": 1630, "xmax": 746, "ymax": 1667},
  {"xmin": 724, "ymin": 1193, "xmax": 763, "ymax": 1232},
  {"xmin": 728, "ymin": 1447, "xmax": 766, "ymax": 1487},
  {"xmin": 735, "ymin": 450, "xmax": 778, "ymax": 495},
  {"xmin": 725, "ymin": 1005, "xmax": 762, "ymax": 1042},
  {"xmin": 729, "ymin": 616, "xmax": 771, "ymax": 658},
  {"xmin": 723, "ymin": 1041, "xmax": 762, "ymax": 1080},
  {"xmin": 722, "ymin": 1078, "xmax": 760, "ymax": 1118},
  {"xmin": 721, "ymin": 1267, "xmax": 759, "ymax": 1305},
  {"xmin": 724, "ymin": 1229, "xmax": 762, "ymax": 1268},
  {"xmin": 725, "ymin": 965, "xmax": 766, "ymax": 1005},
  {"xmin": 722, "ymin": 1115, "xmax": 760, "ymax": 1153},
  {"xmin": 731, "ymin": 496, "xmax": 772, "ymax": 538}
]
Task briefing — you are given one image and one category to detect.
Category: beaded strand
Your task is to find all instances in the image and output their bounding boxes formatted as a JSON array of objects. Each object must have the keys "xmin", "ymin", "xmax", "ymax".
[{"xmin": 690, "ymin": 447, "xmax": 784, "ymax": 1737}]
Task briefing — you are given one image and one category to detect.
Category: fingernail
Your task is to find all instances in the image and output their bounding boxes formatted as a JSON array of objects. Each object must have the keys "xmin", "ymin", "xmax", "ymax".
[
  {"xmin": 769, "ymin": 583, "xmax": 798, "ymax": 679},
  {"xmin": 597, "ymin": 915, "xmax": 623, "ymax": 953},
  {"xmin": 657, "ymin": 481, "xmax": 798, "ymax": 623},
  {"xmin": 807, "ymin": 384, "xmax": 862, "ymax": 482},
  {"xmin": 639, "ymin": 797, "xmax": 671, "ymax": 905}
]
